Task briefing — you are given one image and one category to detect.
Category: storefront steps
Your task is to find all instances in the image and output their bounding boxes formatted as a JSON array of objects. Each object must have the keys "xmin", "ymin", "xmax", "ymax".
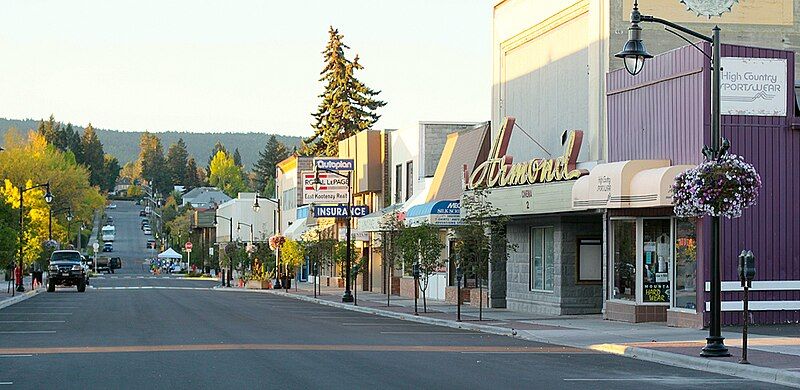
[{"xmin": 218, "ymin": 282, "xmax": 800, "ymax": 388}]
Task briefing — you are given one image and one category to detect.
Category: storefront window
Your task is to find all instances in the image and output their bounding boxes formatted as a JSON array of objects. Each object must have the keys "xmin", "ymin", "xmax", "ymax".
[
  {"xmin": 642, "ymin": 219, "xmax": 671, "ymax": 304},
  {"xmin": 531, "ymin": 227, "xmax": 554, "ymax": 291},
  {"xmin": 612, "ymin": 220, "xmax": 636, "ymax": 300},
  {"xmin": 673, "ymin": 218, "xmax": 697, "ymax": 310}
]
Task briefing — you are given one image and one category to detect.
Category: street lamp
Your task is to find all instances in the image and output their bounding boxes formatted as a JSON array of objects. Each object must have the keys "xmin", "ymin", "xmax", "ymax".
[
  {"xmin": 617, "ymin": 0, "xmax": 729, "ymax": 358},
  {"xmin": 16, "ymin": 182, "xmax": 53, "ymax": 292},
  {"xmin": 214, "ymin": 214, "xmax": 233, "ymax": 287},
  {"xmin": 254, "ymin": 194, "xmax": 281, "ymax": 289},
  {"xmin": 49, "ymin": 207, "xmax": 72, "ymax": 243},
  {"xmin": 313, "ymin": 168, "xmax": 354, "ymax": 303}
]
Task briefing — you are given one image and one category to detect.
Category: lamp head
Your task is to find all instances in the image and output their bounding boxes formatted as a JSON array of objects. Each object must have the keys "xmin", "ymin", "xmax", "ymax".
[
  {"xmin": 253, "ymin": 197, "xmax": 260, "ymax": 212},
  {"xmin": 214, "ymin": 217, "xmax": 218, "ymax": 227},
  {"xmin": 615, "ymin": 2, "xmax": 652, "ymax": 76},
  {"xmin": 44, "ymin": 189, "xmax": 54, "ymax": 204},
  {"xmin": 67, "ymin": 212, "xmax": 73, "ymax": 222}
]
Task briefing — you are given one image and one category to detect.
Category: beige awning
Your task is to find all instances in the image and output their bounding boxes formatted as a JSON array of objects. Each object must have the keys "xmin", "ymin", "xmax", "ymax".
[{"xmin": 572, "ymin": 160, "xmax": 694, "ymax": 209}]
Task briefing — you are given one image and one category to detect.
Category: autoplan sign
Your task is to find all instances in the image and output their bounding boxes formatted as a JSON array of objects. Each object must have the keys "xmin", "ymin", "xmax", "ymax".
[
  {"xmin": 314, "ymin": 158, "xmax": 354, "ymax": 171},
  {"xmin": 313, "ymin": 205, "xmax": 370, "ymax": 218}
]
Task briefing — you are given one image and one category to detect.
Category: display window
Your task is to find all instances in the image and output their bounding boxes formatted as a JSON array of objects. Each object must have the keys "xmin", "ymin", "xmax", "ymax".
[{"xmin": 608, "ymin": 217, "xmax": 696, "ymax": 307}]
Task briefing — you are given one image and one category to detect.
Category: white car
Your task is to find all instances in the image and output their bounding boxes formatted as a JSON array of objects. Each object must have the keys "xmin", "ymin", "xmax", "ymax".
[
  {"xmin": 106, "ymin": 204, "xmax": 117, "ymax": 209},
  {"xmin": 144, "ymin": 228, "xmax": 152, "ymax": 235}
]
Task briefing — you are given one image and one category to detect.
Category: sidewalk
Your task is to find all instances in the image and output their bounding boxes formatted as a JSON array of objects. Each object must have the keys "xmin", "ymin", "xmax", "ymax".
[
  {"xmin": 231, "ymin": 281, "xmax": 800, "ymax": 388},
  {"xmin": 0, "ymin": 276, "xmax": 43, "ymax": 309}
]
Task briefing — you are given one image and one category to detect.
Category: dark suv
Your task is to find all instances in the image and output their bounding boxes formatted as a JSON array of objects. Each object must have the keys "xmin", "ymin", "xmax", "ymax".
[{"xmin": 47, "ymin": 250, "xmax": 87, "ymax": 292}]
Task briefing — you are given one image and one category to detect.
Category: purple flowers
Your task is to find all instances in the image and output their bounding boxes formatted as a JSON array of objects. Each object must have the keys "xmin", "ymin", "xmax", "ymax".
[{"xmin": 672, "ymin": 154, "xmax": 762, "ymax": 219}]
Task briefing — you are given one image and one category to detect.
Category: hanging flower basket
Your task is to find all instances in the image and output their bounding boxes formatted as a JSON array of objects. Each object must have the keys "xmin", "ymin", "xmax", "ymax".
[
  {"xmin": 268, "ymin": 235, "xmax": 286, "ymax": 250},
  {"xmin": 671, "ymin": 154, "xmax": 762, "ymax": 219},
  {"xmin": 42, "ymin": 240, "xmax": 60, "ymax": 251}
]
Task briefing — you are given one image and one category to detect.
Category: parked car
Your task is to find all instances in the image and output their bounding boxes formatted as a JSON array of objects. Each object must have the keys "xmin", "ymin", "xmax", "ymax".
[
  {"xmin": 94, "ymin": 256, "xmax": 111, "ymax": 273},
  {"xmin": 109, "ymin": 257, "xmax": 121, "ymax": 273},
  {"xmin": 146, "ymin": 239, "xmax": 156, "ymax": 249},
  {"xmin": 47, "ymin": 250, "xmax": 87, "ymax": 292},
  {"xmin": 144, "ymin": 228, "xmax": 152, "ymax": 235},
  {"xmin": 105, "ymin": 204, "xmax": 117, "ymax": 209},
  {"xmin": 102, "ymin": 242, "xmax": 113, "ymax": 252},
  {"xmin": 139, "ymin": 210, "xmax": 147, "ymax": 217}
]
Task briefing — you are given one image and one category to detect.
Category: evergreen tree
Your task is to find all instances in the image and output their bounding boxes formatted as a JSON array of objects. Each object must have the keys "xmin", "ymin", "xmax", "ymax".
[
  {"xmin": 252, "ymin": 135, "xmax": 289, "ymax": 194},
  {"xmin": 37, "ymin": 115, "xmax": 61, "ymax": 148},
  {"xmin": 138, "ymin": 132, "xmax": 170, "ymax": 194},
  {"xmin": 304, "ymin": 27, "xmax": 386, "ymax": 156},
  {"xmin": 64, "ymin": 123, "xmax": 83, "ymax": 162},
  {"xmin": 233, "ymin": 148, "xmax": 243, "ymax": 168},
  {"xmin": 165, "ymin": 138, "xmax": 189, "ymax": 185},
  {"xmin": 184, "ymin": 157, "xmax": 202, "ymax": 189},
  {"xmin": 80, "ymin": 123, "xmax": 106, "ymax": 188}
]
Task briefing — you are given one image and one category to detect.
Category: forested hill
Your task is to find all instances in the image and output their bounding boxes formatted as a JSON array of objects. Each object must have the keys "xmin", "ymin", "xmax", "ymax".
[{"xmin": 0, "ymin": 118, "xmax": 302, "ymax": 168}]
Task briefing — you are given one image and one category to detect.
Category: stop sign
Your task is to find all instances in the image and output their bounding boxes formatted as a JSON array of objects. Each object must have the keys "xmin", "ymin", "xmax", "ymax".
[{"xmin": 185, "ymin": 241, "xmax": 193, "ymax": 251}]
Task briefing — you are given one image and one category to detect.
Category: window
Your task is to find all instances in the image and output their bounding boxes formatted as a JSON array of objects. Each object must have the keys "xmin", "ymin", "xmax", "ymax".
[
  {"xmin": 577, "ymin": 238, "xmax": 602, "ymax": 283},
  {"xmin": 394, "ymin": 164, "xmax": 402, "ymax": 203},
  {"xmin": 405, "ymin": 161, "xmax": 413, "ymax": 201},
  {"xmin": 611, "ymin": 220, "xmax": 636, "ymax": 300},
  {"xmin": 673, "ymin": 218, "xmax": 697, "ymax": 310},
  {"xmin": 282, "ymin": 188, "xmax": 296, "ymax": 210},
  {"xmin": 530, "ymin": 227, "xmax": 554, "ymax": 291}
]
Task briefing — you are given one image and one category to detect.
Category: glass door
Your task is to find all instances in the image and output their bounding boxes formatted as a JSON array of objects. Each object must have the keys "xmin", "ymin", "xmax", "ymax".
[{"xmin": 641, "ymin": 219, "xmax": 671, "ymax": 304}]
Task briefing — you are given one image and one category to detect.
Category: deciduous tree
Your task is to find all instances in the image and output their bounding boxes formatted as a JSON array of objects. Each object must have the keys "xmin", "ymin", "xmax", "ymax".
[{"xmin": 208, "ymin": 150, "xmax": 247, "ymax": 198}]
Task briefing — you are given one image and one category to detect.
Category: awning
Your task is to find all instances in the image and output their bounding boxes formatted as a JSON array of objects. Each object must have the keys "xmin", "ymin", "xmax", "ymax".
[
  {"xmin": 358, "ymin": 203, "xmax": 404, "ymax": 232},
  {"xmin": 406, "ymin": 200, "xmax": 461, "ymax": 227},
  {"xmin": 284, "ymin": 216, "xmax": 313, "ymax": 240},
  {"xmin": 572, "ymin": 160, "xmax": 694, "ymax": 209},
  {"xmin": 157, "ymin": 248, "xmax": 183, "ymax": 259}
]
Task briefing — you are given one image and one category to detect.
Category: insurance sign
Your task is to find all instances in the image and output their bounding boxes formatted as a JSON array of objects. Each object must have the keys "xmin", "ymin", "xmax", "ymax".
[{"xmin": 313, "ymin": 205, "xmax": 370, "ymax": 218}]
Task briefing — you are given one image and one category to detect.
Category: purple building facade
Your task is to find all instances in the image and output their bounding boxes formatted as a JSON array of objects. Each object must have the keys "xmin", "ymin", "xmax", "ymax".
[{"xmin": 599, "ymin": 43, "xmax": 799, "ymax": 326}]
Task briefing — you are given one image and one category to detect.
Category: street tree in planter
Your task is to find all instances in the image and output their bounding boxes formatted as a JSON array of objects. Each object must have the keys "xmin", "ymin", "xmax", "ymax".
[
  {"xmin": 281, "ymin": 239, "xmax": 305, "ymax": 291},
  {"xmin": 453, "ymin": 187, "xmax": 513, "ymax": 320},
  {"xmin": 397, "ymin": 224, "xmax": 445, "ymax": 313},
  {"xmin": 334, "ymin": 240, "xmax": 358, "ymax": 289},
  {"xmin": 378, "ymin": 208, "xmax": 404, "ymax": 306}
]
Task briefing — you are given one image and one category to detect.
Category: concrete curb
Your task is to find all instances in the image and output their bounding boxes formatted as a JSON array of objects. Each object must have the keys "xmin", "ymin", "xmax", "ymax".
[
  {"xmin": 0, "ymin": 288, "xmax": 43, "ymax": 310},
  {"xmin": 217, "ymin": 287, "xmax": 800, "ymax": 388}
]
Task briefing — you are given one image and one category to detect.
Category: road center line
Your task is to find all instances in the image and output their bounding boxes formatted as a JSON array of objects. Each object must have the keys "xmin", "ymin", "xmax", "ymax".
[
  {"xmin": 0, "ymin": 355, "xmax": 32, "ymax": 358},
  {"xmin": 0, "ymin": 313, "xmax": 71, "ymax": 315},
  {"xmin": 0, "ymin": 331, "xmax": 57, "ymax": 334},
  {"xmin": 0, "ymin": 321, "xmax": 66, "ymax": 323},
  {"xmin": 342, "ymin": 323, "xmax": 428, "ymax": 326},
  {"xmin": 380, "ymin": 331, "xmax": 478, "ymax": 335}
]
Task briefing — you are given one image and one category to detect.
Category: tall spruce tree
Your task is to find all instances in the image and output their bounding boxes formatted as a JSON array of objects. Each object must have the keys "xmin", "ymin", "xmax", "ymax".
[
  {"xmin": 304, "ymin": 27, "xmax": 386, "ymax": 156},
  {"xmin": 37, "ymin": 115, "xmax": 61, "ymax": 148},
  {"xmin": 80, "ymin": 123, "xmax": 106, "ymax": 188},
  {"xmin": 232, "ymin": 148, "xmax": 243, "ymax": 168},
  {"xmin": 184, "ymin": 157, "xmax": 202, "ymax": 189},
  {"xmin": 252, "ymin": 135, "xmax": 289, "ymax": 194},
  {"xmin": 165, "ymin": 138, "xmax": 189, "ymax": 186},
  {"xmin": 100, "ymin": 155, "xmax": 121, "ymax": 192},
  {"xmin": 138, "ymin": 132, "xmax": 170, "ymax": 194}
]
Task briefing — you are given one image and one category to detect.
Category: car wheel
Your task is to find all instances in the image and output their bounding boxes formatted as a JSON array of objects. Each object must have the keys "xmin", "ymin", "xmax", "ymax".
[
  {"xmin": 47, "ymin": 281, "xmax": 55, "ymax": 292},
  {"xmin": 77, "ymin": 279, "xmax": 86, "ymax": 292}
]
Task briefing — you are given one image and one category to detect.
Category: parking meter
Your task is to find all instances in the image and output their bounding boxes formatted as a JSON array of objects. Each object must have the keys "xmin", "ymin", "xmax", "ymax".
[
  {"xmin": 456, "ymin": 266, "xmax": 463, "ymax": 284},
  {"xmin": 412, "ymin": 262, "xmax": 421, "ymax": 279},
  {"xmin": 738, "ymin": 250, "xmax": 756, "ymax": 287}
]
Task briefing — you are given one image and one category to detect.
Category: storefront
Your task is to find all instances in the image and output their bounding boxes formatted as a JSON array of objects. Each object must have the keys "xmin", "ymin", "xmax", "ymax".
[
  {"xmin": 463, "ymin": 117, "xmax": 604, "ymax": 315},
  {"xmin": 573, "ymin": 43, "xmax": 800, "ymax": 327}
]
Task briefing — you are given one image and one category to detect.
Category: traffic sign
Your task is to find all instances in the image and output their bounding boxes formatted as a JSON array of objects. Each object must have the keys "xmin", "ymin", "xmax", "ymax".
[
  {"xmin": 313, "ymin": 205, "xmax": 370, "ymax": 218},
  {"xmin": 185, "ymin": 241, "xmax": 193, "ymax": 252},
  {"xmin": 314, "ymin": 158, "xmax": 354, "ymax": 171}
]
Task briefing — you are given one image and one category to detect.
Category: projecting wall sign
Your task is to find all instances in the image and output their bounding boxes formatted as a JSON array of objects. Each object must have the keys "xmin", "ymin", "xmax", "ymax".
[
  {"xmin": 720, "ymin": 57, "xmax": 787, "ymax": 117},
  {"xmin": 679, "ymin": 0, "xmax": 737, "ymax": 18}
]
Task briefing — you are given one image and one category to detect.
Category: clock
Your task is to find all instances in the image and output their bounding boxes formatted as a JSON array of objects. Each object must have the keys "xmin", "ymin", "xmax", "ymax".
[{"xmin": 680, "ymin": 0, "xmax": 738, "ymax": 18}]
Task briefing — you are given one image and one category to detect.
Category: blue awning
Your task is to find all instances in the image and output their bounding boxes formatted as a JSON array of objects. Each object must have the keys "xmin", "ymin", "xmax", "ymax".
[{"xmin": 406, "ymin": 200, "xmax": 461, "ymax": 227}]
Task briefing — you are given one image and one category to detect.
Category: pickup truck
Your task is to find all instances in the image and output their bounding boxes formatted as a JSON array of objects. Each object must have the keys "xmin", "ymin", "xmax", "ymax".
[
  {"xmin": 47, "ymin": 250, "xmax": 88, "ymax": 292},
  {"xmin": 94, "ymin": 256, "xmax": 111, "ymax": 273}
]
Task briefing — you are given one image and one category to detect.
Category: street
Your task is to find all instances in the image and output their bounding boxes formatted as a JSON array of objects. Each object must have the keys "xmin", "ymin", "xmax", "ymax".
[{"xmin": 0, "ymin": 205, "xmax": 788, "ymax": 389}]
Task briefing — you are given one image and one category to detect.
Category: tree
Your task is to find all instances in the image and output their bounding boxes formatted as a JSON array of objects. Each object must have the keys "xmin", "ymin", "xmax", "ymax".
[
  {"xmin": 281, "ymin": 239, "xmax": 305, "ymax": 279},
  {"xmin": 37, "ymin": 115, "xmax": 61, "ymax": 149},
  {"xmin": 208, "ymin": 150, "xmax": 247, "ymax": 198},
  {"xmin": 0, "ymin": 199, "xmax": 17, "ymax": 271},
  {"xmin": 378, "ymin": 207, "xmax": 404, "ymax": 306},
  {"xmin": 453, "ymin": 187, "xmax": 513, "ymax": 320},
  {"xmin": 137, "ymin": 132, "xmax": 170, "ymax": 194},
  {"xmin": 100, "ymin": 155, "xmax": 121, "ymax": 192},
  {"xmin": 396, "ymin": 224, "xmax": 445, "ymax": 312},
  {"xmin": 165, "ymin": 138, "xmax": 189, "ymax": 186},
  {"xmin": 252, "ymin": 135, "xmax": 289, "ymax": 194},
  {"xmin": 184, "ymin": 157, "xmax": 202, "ymax": 189},
  {"xmin": 206, "ymin": 141, "xmax": 227, "ymax": 173},
  {"xmin": 232, "ymin": 148, "xmax": 243, "ymax": 168},
  {"xmin": 80, "ymin": 123, "xmax": 106, "ymax": 188},
  {"xmin": 303, "ymin": 27, "xmax": 386, "ymax": 156}
]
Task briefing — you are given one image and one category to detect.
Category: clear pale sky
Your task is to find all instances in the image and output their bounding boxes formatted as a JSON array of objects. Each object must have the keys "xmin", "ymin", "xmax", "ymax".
[{"xmin": 0, "ymin": 0, "xmax": 491, "ymax": 136}]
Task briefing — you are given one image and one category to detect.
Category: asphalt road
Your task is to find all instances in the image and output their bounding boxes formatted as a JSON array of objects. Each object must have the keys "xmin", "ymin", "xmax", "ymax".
[
  {"xmin": 0, "ymin": 201, "xmax": 786, "ymax": 389},
  {"xmin": 103, "ymin": 200, "xmax": 156, "ymax": 273}
]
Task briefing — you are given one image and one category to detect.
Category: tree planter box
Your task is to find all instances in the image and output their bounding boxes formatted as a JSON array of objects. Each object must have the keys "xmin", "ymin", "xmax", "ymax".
[
  {"xmin": 391, "ymin": 276, "xmax": 401, "ymax": 295},
  {"xmin": 246, "ymin": 280, "xmax": 272, "ymax": 290},
  {"xmin": 399, "ymin": 277, "xmax": 417, "ymax": 299},
  {"xmin": 469, "ymin": 288, "xmax": 488, "ymax": 308},
  {"xmin": 445, "ymin": 286, "xmax": 471, "ymax": 304}
]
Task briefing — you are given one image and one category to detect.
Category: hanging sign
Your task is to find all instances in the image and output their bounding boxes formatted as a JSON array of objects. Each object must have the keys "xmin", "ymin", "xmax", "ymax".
[
  {"xmin": 313, "ymin": 205, "xmax": 370, "ymax": 218},
  {"xmin": 314, "ymin": 158, "xmax": 354, "ymax": 171},
  {"xmin": 466, "ymin": 117, "xmax": 587, "ymax": 190}
]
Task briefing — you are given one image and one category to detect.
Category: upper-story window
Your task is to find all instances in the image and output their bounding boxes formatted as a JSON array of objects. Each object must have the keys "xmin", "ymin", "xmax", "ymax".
[
  {"xmin": 394, "ymin": 164, "xmax": 402, "ymax": 204},
  {"xmin": 405, "ymin": 161, "xmax": 413, "ymax": 201}
]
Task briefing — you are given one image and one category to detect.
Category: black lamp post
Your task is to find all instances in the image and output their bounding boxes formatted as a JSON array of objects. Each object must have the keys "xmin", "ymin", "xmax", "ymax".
[
  {"xmin": 617, "ymin": 0, "xmax": 729, "ymax": 358},
  {"xmin": 214, "ymin": 214, "xmax": 233, "ymax": 288},
  {"xmin": 18, "ymin": 182, "xmax": 53, "ymax": 292},
  {"xmin": 413, "ymin": 262, "xmax": 420, "ymax": 316},
  {"xmin": 313, "ymin": 168, "xmax": 354, "ymax": 303},
  {"xmin": 254, "ymin": 194, "xmax": 281, "ymax": 288},
  {"xmin": 49, "ymin": 207, "xmax": 72, "ymax": 243}
]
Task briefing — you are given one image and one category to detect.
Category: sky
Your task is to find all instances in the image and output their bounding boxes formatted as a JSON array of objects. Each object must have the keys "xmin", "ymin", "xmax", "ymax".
[{"xmin": 0, "ymin": 0, "xmax": 492, "ymax": 137}]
